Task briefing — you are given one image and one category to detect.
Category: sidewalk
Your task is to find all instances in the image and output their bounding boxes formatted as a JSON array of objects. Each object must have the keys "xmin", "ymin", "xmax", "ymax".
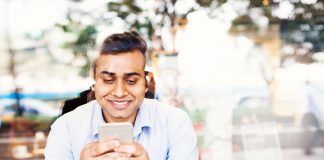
[
  {"xmin": 282, "ymin": 148, "xmax": 324, "ymax": 160},
  {"xmin": 233, "ymin": 147, "xmax": 324, "ymax": 160}
]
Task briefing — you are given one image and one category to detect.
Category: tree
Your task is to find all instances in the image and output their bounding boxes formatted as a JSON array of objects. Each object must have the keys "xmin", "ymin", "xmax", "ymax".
[
  {"xmin": 58, "ymin": 0, "xmax": 323, "ymax": 75},
  {"xmin": 56, "ymin": 12, "xmax": 97, "ymax": 77}
]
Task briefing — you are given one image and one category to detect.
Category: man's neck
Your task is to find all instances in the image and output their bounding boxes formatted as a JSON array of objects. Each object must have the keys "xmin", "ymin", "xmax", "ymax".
[{"xmin": 102, "ymin": 109, "xmax": 138, "ymax": 125}]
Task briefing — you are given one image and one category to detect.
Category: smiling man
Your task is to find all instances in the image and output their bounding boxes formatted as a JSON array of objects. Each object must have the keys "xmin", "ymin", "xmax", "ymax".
[{"xmin": 44, "ymin": 31, "xmax": 199, "ymax": 160}]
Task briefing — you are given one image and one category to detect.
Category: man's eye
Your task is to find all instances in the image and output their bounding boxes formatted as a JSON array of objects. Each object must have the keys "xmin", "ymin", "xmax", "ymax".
[
  {"xmin": 126, "ymin": 80, "xmax": 137, "ymax": 85},
  {"xmin": 103, "ymin": 79, "xmax": 114, "ymax": 84}
]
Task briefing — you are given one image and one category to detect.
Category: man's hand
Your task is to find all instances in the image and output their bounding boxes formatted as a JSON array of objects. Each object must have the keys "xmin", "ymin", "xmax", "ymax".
[
  {"xmin": 113, "ymin": 142, "xmax": 149, "ymax": 160},
  {"xmin": 80, "ymin": 139, "xmax": 129, "ymax": 160},
  {"xmin": 80, "ymin": 140, "xmax": 149, "ymax": 160}
]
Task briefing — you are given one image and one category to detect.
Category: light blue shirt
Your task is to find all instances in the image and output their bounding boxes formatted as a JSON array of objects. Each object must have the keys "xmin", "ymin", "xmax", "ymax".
[{"xmin": 45, "ymin": 98, "xmax": 199, "ymax": 160}]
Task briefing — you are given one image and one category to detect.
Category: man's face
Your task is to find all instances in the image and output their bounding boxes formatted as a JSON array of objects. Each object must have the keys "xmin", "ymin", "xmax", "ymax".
[{"xmin": 94, "ymin": 50, "xmax": 146, "ymax": 122}]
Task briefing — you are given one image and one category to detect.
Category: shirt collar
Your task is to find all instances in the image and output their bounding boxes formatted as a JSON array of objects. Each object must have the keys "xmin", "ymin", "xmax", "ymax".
[
  {"xmin": 133, "ymin": 99, "xmax": 152, "ymax": 138},
  {"xmin": 91, "ymin": 99, "xmax": 153, "ymax": 138},
  {"xmin": 91, "ymin": 101, "xmax": 106, "ymax": 138}
]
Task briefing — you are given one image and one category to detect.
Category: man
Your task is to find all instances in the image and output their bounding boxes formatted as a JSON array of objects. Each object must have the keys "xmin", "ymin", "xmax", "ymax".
[
  {"xmin": 45, "ymin": 31, "xmax": 199, "ymax": 160},
  {"xmin": 302, "ymin": 81, "xmax": 322, "ymax": 155}
]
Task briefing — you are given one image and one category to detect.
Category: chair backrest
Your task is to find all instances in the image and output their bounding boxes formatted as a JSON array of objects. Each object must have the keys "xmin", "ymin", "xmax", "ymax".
[{"xmin": 241, "ymin": 122, "xmax": 282, "ymax": 160}]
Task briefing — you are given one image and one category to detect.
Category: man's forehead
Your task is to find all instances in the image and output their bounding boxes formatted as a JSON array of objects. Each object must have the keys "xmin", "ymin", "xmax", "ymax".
[{"xmin": 99, "ymin": 70, "xmax": 144, "ymax": 76}]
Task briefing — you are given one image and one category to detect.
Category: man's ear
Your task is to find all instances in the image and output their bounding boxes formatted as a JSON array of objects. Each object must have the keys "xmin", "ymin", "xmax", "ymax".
[
  {"xmin": 144, "ymin": 71, "xmax": 156, "ymax": 99},
  {"xmin": 91, "ymin": 85, "xmax": 95, "ymax": 91}
]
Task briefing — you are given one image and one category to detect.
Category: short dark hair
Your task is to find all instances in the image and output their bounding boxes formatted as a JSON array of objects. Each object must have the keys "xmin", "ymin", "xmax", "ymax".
[
  {"xmin": 100, "ymin": 31, "xmax": 147, "ymax": 55},
  {"xmin": 92, "ymin": 31, "xmax": 147, "ymax": 78}
]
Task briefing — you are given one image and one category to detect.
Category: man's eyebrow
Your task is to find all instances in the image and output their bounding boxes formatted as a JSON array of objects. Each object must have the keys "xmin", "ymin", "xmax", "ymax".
[
  {"xmin": 99, "ymin": 71, "xmax": 142, "ymax": 77},
  {"xmin": 125, "ymin": 72, "xmax": 142, "ymax": 77},
  {"xmin": 100, "ymin": 71, "xmax": 115, "ymax": 76}
]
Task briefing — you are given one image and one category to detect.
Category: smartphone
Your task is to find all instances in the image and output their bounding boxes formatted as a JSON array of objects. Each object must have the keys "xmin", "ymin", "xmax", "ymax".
[{"xmin": 98, "ymin": 122, "xmax": 133, "ymax": 144}]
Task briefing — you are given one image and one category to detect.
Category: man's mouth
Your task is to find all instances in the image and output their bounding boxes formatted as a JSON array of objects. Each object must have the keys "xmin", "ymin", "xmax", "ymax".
[
  {"xmin": 108, "ymin": 100, "xmax": 132, "ymax": 110},
  {"xmin": 112, "ymin": 101, "xmax": 128, "ymax": 105}
]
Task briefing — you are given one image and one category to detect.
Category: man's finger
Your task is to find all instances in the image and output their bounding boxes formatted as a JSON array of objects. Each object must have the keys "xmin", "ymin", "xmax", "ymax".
[
  {"xmin": 89, "ymin": 140, "xmax": 120, "ymax": 156},
  {"xmin": 103, "ymin": 151, "xmax": 131, "ymax": 158},
  {"xmin": 114, "ymin": 144, "xmax": 139, "ymax": 155},
  {"xmin": 103, "ymin": 157, "xmax": 130, "ymax": 160}
]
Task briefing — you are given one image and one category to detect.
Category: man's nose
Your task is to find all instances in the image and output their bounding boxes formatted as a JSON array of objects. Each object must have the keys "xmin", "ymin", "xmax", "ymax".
[{"xmin": 111, "ymin": 80, "xmax": 128, "ymax": 97}]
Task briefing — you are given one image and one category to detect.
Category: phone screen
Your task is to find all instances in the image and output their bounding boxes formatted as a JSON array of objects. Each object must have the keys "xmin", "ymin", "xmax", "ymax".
[{"xmin": 98, "ymin": 122, "xmax": 133, "ymax": 144}]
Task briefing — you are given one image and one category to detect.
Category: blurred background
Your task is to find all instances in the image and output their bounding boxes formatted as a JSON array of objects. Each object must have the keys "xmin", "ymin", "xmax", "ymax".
[{"xmin": 0, "ymin": 0, "xmax": 323, "ymax": 159}]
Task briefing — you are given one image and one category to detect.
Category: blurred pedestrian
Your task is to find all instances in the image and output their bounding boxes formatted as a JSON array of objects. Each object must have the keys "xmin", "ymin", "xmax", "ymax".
[{"xmin": 302, "ymin": 81, "xmax": 322, "ymax": 155}]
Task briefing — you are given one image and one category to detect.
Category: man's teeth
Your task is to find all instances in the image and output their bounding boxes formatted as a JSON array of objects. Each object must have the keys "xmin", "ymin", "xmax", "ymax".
[{"xmin": 112, "ymin": 101, "xmax": 128, "ymax": 105}]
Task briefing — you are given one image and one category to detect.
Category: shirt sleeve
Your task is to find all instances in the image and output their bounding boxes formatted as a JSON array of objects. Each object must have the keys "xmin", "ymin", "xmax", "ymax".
[
  {"xmin": 167, "ymin": 111, "xmax": 199, "ymax": 160},
  {"xmin": 44, "ymin": 117, "xmax": 73, "ymax": 160}
]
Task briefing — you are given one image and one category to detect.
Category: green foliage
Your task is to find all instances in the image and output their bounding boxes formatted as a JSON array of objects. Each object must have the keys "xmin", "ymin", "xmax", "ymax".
[
  {"xmin": 59, "ymin": 0, "xmax": 323, "ymax": 76},
  {"xmin": 187, "ymin": 108, "xmax": 207, "ymax": 124},
  {"xmin": 22, "ymin": 114, "xmax": 56, "ymax": 131},
  {"xmin": 57, "ymin": 24, "xmax": 97, "ymax": 54},
  {"xmin": 108, "ymin": 0, "xmax": 143, "ymax": 19},
  {"xmin": 76, "ymin": 26, "xmax": 97, "ymax": 46},
  {"xmin": 196, "ymin": 0, "xmax": 214, "ymax": 7},
  {"xmin": 232, "ymin": 0, "xmax": 322, "ymax": 26},
  {"xmin": 107, "ymin": 0, "xmax": 154, "ymax": 39},
  {"xmin": 249, "ymin": 0, "xmax": 265, "ymax": 7},
  {"xmin": 56, "ymin": 16, "xmax": 97, "ymax": 77},
  {"xmin": 196, "ymin": 0, "xmax": 227, "ymax": 7},
  {"xmin": 197, "ymin": 135, "xmax": 205, "ymax": 148},
  {"xmin": 132, "ymin": 18, "xmax": 154, "ymax": 39}
]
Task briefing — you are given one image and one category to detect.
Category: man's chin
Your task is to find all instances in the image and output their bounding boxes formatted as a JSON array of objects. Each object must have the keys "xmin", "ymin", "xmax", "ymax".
[{"xmin": 105, "ymin": 109, "xmax": 130, "ymax": 118}]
